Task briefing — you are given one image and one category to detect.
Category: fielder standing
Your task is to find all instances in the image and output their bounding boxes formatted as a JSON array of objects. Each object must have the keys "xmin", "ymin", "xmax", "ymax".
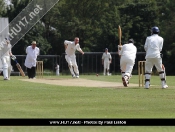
[
  {"xmin": 118, "ymin": 39, "xmax": 137, "ymax": 87},
  {"xmin": 144, "ymin": 26, "xmax": 168, "ymax": 89},
  {"xmin": 24, "ymin": 41, "xmax": 40, "ymax": 79},
  {"xmin": 102, "ymin": 48, "xmax": 112, "ymax": 76},
  {"xmin": 64, "ymin": 37, "xmax": 84, "ymax": 78},
  {"xmin": 55, "ymin": 64, "xmax": 59, "ymax": 76}
]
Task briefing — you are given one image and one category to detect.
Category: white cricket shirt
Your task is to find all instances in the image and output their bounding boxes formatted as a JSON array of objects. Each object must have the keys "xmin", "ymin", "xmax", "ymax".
[
  {"xmin": 144, "ymin": 34, "xmax": 163, "ymax": 58},
  {"xmin": 24, "ymin": 46, "xmax": 40, "ymax": 68},
  {"xmin": 119, "ymin": 43, "xmax": 137, "ymax": 59},
  {"xmin": 0, "ymin": 43, "xmax": 12, "ymax": 57},
  {"xmin": 102, "ymin": 52, "xmax": 112, "ymax": 62},
  {"xmin": 64, "ymin": 40, "xmax": 82, "ymax": 56}
]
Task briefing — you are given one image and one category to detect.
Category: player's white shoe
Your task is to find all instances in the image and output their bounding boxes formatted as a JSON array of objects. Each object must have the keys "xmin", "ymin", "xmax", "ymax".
[
  {"xmin": 76, "ymin": 75, "xmax": 79, "ymax": 78},
  {"xmin": 72, "ymin": 75, "xmax": 76, "ymax": 78},
  {"xmin": 4, "ymin": 77, "xmax": 9, "ymax": 81},
  {"xmin": 144, "ymin": 81, "xmax": 150, "ymax": 89},
  {"xmin": 162, "ymin": 81, "xmax": 168, "ymax": 89},
  {"xmin": 122, "ymin": 76, "xmax": 128, "ymax": 87}
]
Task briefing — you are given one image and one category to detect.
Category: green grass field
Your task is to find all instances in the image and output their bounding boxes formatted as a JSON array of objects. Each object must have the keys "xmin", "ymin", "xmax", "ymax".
[{"xmin": 0, "ymin": 75, "xmax": 175, "ymax": 132}]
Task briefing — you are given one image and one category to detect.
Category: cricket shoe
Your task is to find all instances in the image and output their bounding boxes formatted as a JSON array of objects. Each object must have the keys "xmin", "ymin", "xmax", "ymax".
[
  {"xmin": 74, "ymin": 73, "xmax": 79, "ymax": 78},
  {"xmin": 162, "ymin": 81, "xmax": 168, "ymax": 89},
  {"xmin": 122, "ymin": 76, "xmax": 128, "ymax": 87},
  {"xmin": 162, "ymin": 85, "xmax": 168, "ymax": 89},
  {"xmin": 72, "ymin": 75, "xmax": 76, "ymax": 78},
  {"xmin": 4, "ymin": 77, "xmax": 9, "ymax": 81},
  {"xmin": 144, "ymin": 81, "xmax": 150, "ymax": 89}
]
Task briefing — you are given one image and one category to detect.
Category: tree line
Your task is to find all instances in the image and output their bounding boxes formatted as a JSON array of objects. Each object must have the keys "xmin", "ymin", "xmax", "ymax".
[{"xmin": 0, "ymin": 0, "xmax": 175, "ymax": 74}]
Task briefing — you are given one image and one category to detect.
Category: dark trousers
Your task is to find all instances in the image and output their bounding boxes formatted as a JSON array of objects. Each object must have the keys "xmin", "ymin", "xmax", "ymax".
[{"xmin": 27, "ymin": 67, "xmax": 36, "ymax": 79}]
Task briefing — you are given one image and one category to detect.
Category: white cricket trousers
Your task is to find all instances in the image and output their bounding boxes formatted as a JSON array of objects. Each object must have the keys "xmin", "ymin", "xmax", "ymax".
[
  {"xmin": 104, "ymin": 61, "xmax": 110, "ymax": 70},
  {"xmin": 120, "ymin": 56, "xmax": 135, "ymax": 77},
  {"xmin": 103, "ymin": 61, "xmax": 110, "ymax": 75},
  {"xmin": 65, "ymin": 54, "xmax": 79, "ymax": 75},
  {"xmin": 1, "ymin": 56, "xmax": 12, "ymax": 79},
  {"xmin": 145, "ymin": 58, "xmax": 163, "ymax": 73}
]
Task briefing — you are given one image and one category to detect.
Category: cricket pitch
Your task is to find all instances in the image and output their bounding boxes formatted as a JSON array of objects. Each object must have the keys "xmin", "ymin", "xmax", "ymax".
[{"xmin": 20, "ymin": 78, "xmax": 138, "ymax": 88}]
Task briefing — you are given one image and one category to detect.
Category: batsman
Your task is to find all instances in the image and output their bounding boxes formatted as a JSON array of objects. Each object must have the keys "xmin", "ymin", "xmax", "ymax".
[
  {"xmin": 118, "ymin": 39, "xmax": 137, "ymax": 87},
  {"xmin": 0, "ymin": 38, "xmax": 16, "ymax": 80}
]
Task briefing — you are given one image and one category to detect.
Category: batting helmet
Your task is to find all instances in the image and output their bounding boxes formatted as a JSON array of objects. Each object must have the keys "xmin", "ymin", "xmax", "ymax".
[{"xmin": 151, "ymin": 26, "xmax": 160, "ymax": 33}]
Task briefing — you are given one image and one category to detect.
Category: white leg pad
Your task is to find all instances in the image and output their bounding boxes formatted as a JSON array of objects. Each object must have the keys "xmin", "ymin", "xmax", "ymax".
[
  {"xmin": 145, "ymin": 73, "xmax": 151, "ymax": 88},
  {"xmin": 3, "ymin": 69, "xmax": 8, "ymax": 79},
  {"xmin": 8, "ymin": 66, "xmax": 12, "ymax": 79},
  {"xmin": 159, "ymin": 71, "xmax": 168, "ymax": 88}
]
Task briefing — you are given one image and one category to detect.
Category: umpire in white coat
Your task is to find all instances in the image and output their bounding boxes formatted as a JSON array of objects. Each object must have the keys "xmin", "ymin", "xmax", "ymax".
[
  {"xmin": 118, "ymin": 39, "xmax": 137, "ymax": 87},
  {"xmin": 64, "ymin": 37, "xmax": 84, "ymax": 78},
  {"xmin": 144, "ymin": 26, "xmax": 168, "ymax": 89},
  {"xmin": 24, "ymin": 41, "xmax": 40, "ymax": 79}
]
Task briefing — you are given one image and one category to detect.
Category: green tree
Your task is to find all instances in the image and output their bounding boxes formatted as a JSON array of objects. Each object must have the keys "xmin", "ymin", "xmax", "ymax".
[
  {"xmin": 0, "ymin": 0, "xmax": 6, "ymax": 16},
  {"xmin": 158, "ymin": 0, "xmax": 175, "ymax": 74},
  {"xmin": 3, "ymin": 0, "xmax": 51, "ymax": 55},
  {"xmin": 118, "ymin": 0, "xmax": 159, "ymax": 51}
]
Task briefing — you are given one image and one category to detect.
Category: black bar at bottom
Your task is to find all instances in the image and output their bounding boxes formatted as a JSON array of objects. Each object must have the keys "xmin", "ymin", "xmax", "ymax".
[{"xmin": 0, "ymin": 119, "xmax": 174, "ymax": 126}]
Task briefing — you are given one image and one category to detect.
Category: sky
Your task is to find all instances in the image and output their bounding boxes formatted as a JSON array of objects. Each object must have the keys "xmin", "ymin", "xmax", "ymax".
[{"xmin": 4, "ymin": 0, "xmax": 11, "ymax": 5}]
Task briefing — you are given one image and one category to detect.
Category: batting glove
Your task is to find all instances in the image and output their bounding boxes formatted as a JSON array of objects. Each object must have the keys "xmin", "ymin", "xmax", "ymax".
[
  {"xmin": 11, "ymin": 55, "xmax": 16, "ymax": 60},
  {"xmin": 118, "ymin": 45, "xmax": 122, "ymax": 49}
]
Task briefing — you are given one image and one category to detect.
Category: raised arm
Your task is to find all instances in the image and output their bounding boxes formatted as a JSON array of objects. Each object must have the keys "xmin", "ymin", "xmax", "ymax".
[{"xmin": 76, "ymin": 44, "xmax": 84, "ymax": 55}]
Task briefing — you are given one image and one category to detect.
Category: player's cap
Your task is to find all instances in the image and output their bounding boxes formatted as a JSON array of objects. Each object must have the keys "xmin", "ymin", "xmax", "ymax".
[
  {"xmin": 31, "ymin": 41, "xmax": 37, "ymax": 44},
  {"xmin": 105, "ymin": 48, "xmax": 108, "ymax": 50},
  {"xmin": 128, "ymin": 39, "xmax": 134, "ymax": 44}
]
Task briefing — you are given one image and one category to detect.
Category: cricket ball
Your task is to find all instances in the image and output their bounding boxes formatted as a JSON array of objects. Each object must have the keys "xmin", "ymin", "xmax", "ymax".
[{"xmin": 96, "ymin": 74, "xmax": 99, "ymax": 77}]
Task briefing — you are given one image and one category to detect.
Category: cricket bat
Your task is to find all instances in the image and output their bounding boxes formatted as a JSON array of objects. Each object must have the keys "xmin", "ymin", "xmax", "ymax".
[
  {"xmin": 118, "ymin": 25, "xmax": 122, "ymax": 49},
  {"xmin": 14, "ymin": 59, "xmax": 25, "ymax": 77}
]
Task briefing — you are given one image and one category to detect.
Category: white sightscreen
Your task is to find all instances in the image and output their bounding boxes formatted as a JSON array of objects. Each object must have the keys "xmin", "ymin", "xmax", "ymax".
[
  {"xmin": 0, "ymin": 17, "xmax": 9, "ymax": 43},
  {"xmin": 0, "ymin": 18, "xmax": 9, "ymax": 70}
]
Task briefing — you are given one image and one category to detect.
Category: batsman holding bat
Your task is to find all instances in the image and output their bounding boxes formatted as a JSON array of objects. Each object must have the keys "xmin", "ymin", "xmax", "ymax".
[
  {"xmin": 144, "ymin": 26, "xmax": 168, "ymax": 89},
  {"xmin": 118, "ymin": 39, "xmax": 137, "ymax": 87},
  {"xmin": 0, "ymin": 38, "xmax": 16, "ymax": 80}
]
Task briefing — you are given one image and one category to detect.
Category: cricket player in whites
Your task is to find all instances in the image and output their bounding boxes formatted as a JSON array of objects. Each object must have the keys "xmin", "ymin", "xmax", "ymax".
[
  {"xmin": 102, "ymin": 48, "xmax": 112, "ymax": 76},
  {"xmin": 118, "ymin": 39, "xmax": 137, "ymax": 87},
  {"xmin": 0, "ymin": 38, "xmax": 16, "ymax": 80},
  {"xmin": 144, "ymin": 26, "xmax": 168, "ymax": 89},
  {"xmin": 64, "ymin": 37, "xmax": 84, "ymax": 78}
]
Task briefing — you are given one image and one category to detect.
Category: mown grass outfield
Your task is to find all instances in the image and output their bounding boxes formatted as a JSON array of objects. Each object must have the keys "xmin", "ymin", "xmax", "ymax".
[{"xmin": 0, "ymin": 75, "xmax": 175, "ymax": 132}]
